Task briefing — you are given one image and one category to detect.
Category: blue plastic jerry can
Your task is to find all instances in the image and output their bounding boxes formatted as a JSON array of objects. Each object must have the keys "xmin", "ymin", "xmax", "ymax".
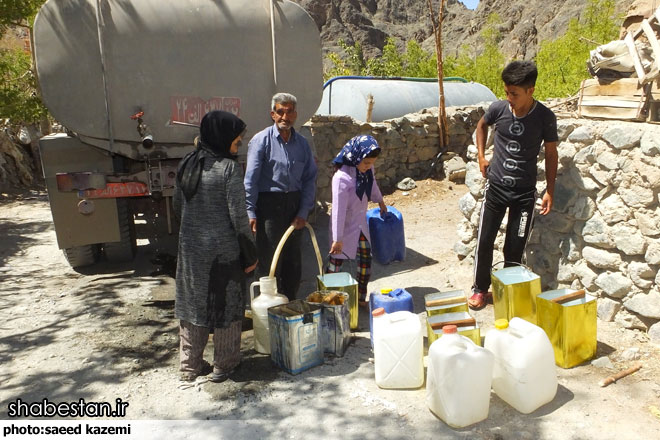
[
  {"xmin": 369, "ymin": 288, "xmax": 414, "ymax": 346},
  {"xmin": 366, "ymin": 205, "xmax": 405, "ymax": 265}
]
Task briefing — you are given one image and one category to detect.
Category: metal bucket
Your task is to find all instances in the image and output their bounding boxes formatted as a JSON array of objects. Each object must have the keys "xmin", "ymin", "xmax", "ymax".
[
  {"xmin": 427, "ymin": 312, "xmax": 480, "ymax": 346},
  {"xmin": 537, "ymin": 289, "xmax": 597, "ymax": 368},
  {"xmin": 317, "ymin": 273, "xmax": 358, "ymax": 330},
  {"xmin": 306, "ymin": 291, "xmax": 351, "ymax": 357},
  {"xmin": 490, "ymin": 263, "xmax": 542, "ymax": 324},
  {"xmin": 424, "ymin": 290, "xmax": 469, "ymax": 317},
  {"xmin": 268, "ymin": 300, "xmax": 323, "ymax": 375}
]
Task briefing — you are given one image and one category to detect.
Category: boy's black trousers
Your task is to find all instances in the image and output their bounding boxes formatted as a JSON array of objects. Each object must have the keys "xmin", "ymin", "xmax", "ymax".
[{"xmin": 472, "ymin": 181, "xmax": 536, "ymax": 293}]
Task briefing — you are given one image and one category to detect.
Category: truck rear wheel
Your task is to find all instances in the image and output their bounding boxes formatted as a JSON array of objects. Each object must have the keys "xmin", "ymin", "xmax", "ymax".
[
  {"xmin": 63, "ymin": 244, "xmax": 100, "ymax": 268},
  {"xmin": 104, "ymin": 200, "xmax": 137, "ymax": 262}
]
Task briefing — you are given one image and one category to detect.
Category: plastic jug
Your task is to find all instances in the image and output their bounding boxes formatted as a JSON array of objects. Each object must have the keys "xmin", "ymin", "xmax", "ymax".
[
  {"xmin": 371, "ymin": 308, "xmax": 423, "ymax": 389},
  {"xmin": 369, "ymin": 288, "xmax": 414, "ymax": 346},
  {"xmin": 426, "ymin": 325, "xmax": 494, "ymax": 428},
  {"xmin": 366, "ymin": 206, "xmax": 405, "ymax": 265},
  {"xmin": 484, "ymin": 317, "xmax": 557, "ymax": 414},
  {"xmin": 250, "ymin": 276, "xmax": 288, "ymax": 354}
]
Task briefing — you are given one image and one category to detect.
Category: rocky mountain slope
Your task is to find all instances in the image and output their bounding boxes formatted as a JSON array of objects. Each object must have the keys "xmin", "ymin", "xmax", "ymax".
[{"xmin": 292, "ymin": 0, "xmax": 636, "ymax": 65}]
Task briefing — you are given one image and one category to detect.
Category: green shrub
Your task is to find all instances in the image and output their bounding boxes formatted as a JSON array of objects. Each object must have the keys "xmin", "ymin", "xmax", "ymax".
[{"xmin": 0, "ymin": 47, "xmax": 47, "ymax": 125}]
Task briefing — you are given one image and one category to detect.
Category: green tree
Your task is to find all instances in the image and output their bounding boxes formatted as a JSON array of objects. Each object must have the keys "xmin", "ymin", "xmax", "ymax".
[
  {"xmin": 366, "ymin": 38, "xmax": 404, "ymax": 77},
  {"xmin": 324, "ymin": 38, "xmax": 438, "ymax": 80},
  {"xmin": 535, "ymin": 0, "xmax": 620, "ymax": 99},
  {"xmin": 402, "ymin": 40, "xmax": 437, "ymax": 77},
  {"xmin": 0, "ymin": 47, "xmax": 47, "ymax": 123},
  {"xmin": 0, "ymin": 0, "xmax": 48, "ymax": 125},
  {"xmin": 442, "ymin": 14, "xmax": 505, "ymax": 97},
  {"xmin": 444, "ymin": 44, "xmax": 476, "ymax": 80},
  {"xmin": 324, "ymin": 39, "xmax": 369, "ymax": 80},
  {"xmin": 0, "ymin": 0, "xmax": 43, "ymax": 34},
  {"xmin": 473, "ymin": 14, "xmax": 505, "ymax": 97}
]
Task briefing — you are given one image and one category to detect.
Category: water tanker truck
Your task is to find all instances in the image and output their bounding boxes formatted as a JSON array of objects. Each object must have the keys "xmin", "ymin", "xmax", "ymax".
[{"xmin": 33, "ymin": 0, "xmax": 322, "ymax": 268}]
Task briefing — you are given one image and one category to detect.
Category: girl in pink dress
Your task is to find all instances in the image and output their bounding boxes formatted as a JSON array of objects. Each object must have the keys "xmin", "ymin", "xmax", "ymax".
[{"xmin": 328, "ymin": 135, "xmax": 387, "ymax": 305}]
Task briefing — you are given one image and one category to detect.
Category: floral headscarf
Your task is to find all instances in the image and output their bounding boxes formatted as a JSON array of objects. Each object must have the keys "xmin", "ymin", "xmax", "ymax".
[{"xmin": 332, "ymin": 135, "xmax": 380, "ymax": 200}]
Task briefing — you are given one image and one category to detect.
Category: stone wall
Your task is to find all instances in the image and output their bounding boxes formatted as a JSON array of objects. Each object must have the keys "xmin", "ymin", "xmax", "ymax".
[
  {"xmin": 307, "ymin": 106, "xmax": 484, "ymax": 204},
  {"xmin": 0, "ymin": 130, "xmax": 38, "ymax": 190},
  {"xmin": 456, "ymin": 119, "xmax": 660, "ymax": 341}
]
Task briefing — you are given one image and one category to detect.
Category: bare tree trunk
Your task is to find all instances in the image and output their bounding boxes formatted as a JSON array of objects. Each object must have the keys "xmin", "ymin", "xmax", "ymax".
[{"xmin": 426, "ymin": 0, "xmax": 448, "ymax": 149}]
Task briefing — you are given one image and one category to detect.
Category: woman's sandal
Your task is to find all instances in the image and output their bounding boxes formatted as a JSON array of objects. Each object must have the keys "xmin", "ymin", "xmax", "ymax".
[
  {"xmin": 179, "ymin": 360, "xmax": 213, "ymax": 382},
  {"xmin": 210, "ymin": 363, "xmax": 238, "ymax": 383},
  {"xmin": 468, "ymin": 291, "xmax": 493, "ymax": 310}
]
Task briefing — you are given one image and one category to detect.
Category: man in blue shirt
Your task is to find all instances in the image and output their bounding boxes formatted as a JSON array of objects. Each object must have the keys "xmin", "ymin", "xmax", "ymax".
[{"xmin": 244, "ymin": 93, "xmax": 318, "ymax": 300}]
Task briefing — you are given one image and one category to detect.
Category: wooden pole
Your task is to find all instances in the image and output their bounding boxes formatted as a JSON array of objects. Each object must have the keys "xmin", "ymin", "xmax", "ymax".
[
  {"xmin": 426, "ymin": 0, "xmax": 448, "ymax": 149},
  {"xmin": 599, "ymin": 363, "xmax": 642, "ymax": 387}
]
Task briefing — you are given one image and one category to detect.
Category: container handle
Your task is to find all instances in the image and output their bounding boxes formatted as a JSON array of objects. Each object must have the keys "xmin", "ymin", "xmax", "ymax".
[
  {"xmin": 490, "ymin": 260, "xmax": 532, "ymax": 274},
  {"xmin": 322, "ymin": 252, "xmax": 356, "ymax": 276},
  {"xmin": 551, "ymin": 289, "xmax": 586, "ymax": 304},
  {"xmin": 249, "ymin": 280, "xmax": 259, "ymax": 302},
  {"xmin": 269, "ymin": 223, "xmax": 323, "ymax": 279},
  {"xmin": 425, "ymin": 295, "xmax": 466, "ymax": 308},
  {"xmin": 429, "ymin": 317, "xmax": 476, "ymax": 330}
]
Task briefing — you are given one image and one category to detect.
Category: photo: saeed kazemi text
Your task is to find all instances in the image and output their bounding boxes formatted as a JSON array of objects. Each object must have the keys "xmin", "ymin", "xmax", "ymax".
[{"xmin": 3, "ymin": 422, "xmax": 131, "ymax": 436}]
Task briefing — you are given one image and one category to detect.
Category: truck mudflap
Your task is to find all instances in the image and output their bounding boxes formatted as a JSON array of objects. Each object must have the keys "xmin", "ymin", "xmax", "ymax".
[{"xmin": 40, "ymin": 134, "xmax": 121, "ymax": 249}]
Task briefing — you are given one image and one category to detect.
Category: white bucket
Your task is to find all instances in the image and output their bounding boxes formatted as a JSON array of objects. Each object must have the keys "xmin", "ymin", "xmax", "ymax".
[
  {"xmin": 426, "ymin": 327, "xmax": 494, "ymax": 428},
  {"xmin": 372, "ymin": 309, "xmax": 424, "ymax": 389},
  {"xmin": 484, "ymin": 317, "xmax": 557, "ymax": 414}
]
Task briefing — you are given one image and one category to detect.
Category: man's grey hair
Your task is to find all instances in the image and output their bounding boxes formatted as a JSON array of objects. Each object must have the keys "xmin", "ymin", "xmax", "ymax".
[{"xmin": 271, "ymin": 92, "xmax": 297, "ymax": 111}]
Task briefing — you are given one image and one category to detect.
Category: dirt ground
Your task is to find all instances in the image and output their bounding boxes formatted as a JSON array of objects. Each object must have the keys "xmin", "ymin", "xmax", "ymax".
[{"xmin": 1, "ymin": 179, "xmax": 659, "ymax": 439}]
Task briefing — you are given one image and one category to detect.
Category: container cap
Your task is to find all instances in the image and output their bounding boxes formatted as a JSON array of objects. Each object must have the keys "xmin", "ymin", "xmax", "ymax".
[
  {"xmin": 372, "ymin": 307, "xmax": 385, "ymax": 317},
  {"xmin": 380, "ymin": 288, "xmax": 392, "ymax": 294},
  {"xmin": 442, "ymin": 324, "xmax": 458, "ymax": 334},
  {"xmin": 494, "ymin": 319, "xmax": 509, "ymax": 330}
]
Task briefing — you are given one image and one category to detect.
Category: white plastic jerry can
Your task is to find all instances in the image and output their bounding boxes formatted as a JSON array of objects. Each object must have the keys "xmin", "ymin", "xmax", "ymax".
[
  {"xmin": 484, "ymin": 317, "xmax": 558, "ymax": 414},
  {"xmin": 250, "ymin": 276, "xmax": 288, "ymax": 354},
  {"xmin": 426, "ymin": 325, "xmax": 494, "ymax": 428},
  {"xmin": 372, "ymin": 308, "xmax": 424, "ymax": 389}
]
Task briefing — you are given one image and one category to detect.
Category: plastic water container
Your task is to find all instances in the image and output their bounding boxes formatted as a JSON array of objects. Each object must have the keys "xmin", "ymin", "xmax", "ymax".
[
  {"xmin": 366, "ymin": 206, "xmax": 405, "ymax": 265},
  {"xmin": 250, "ymin": 276, "xmax": 289, "ymax": 354},
  {"xmin": 484, "ymin": 317, "xmax": 557, "ymax": 414},
  {"xmin": 372, "ymin": 308, "xmax": 424, "ymax": 389},
  {"xmin": 369, "ymin": 288, "xmax": 414, "ymax": 346},
  {"xmin": 426, "ymin": 325, "xmax": 494, "ymax": 428}
]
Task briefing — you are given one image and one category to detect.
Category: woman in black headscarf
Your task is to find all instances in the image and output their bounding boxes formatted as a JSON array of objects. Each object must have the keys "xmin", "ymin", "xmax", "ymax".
[{"xmin": 174, "ymin": 110, "xmax": 257, "ymax": 383}]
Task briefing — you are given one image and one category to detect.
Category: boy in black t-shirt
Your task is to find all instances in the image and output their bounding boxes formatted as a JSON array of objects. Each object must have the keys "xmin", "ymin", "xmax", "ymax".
[{"xmin": 469, "ymin": 60, "xmax": 559, "ymax": 310}]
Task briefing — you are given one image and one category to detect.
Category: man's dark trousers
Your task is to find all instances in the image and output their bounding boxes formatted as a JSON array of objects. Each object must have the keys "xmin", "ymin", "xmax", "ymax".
[{"xmin": 255, "ymin": 191, "xmax": 303, "ymax": 301}]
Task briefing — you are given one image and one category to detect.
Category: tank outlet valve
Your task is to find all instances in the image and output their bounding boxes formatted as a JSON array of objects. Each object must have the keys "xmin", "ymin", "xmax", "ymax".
[
  {"xmin": 142, "ymin": 134, "xmax": 154, "ymax": 149},
  {"xmin": 130, "ymin": 110, "xmax": 154, "ymax": 149}
]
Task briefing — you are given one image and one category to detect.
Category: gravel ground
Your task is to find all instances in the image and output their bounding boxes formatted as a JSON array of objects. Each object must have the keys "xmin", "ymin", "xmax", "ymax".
[{"xmin": 0, "ymin": 181, "xmax": 659, "ymax": 439}]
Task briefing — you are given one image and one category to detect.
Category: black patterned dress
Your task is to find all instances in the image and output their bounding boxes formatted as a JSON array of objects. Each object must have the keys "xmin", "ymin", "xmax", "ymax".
[{"xmin": 174, "ymin": 157, "xmax": 256, "ymax": 329}]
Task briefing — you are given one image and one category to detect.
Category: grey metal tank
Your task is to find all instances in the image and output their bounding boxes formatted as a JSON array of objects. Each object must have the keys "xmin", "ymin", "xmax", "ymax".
[
  {"xmin": 315, "ymin": 77, "xmax": 497, "ymax": 122},
  {"xmin": 34, "ymin": 0, "xmax": 322, "ymax": 158}
]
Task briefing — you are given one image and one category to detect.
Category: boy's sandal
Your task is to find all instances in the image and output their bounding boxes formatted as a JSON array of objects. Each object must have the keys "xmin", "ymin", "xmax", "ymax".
[{"xmin": 468, "ymin": 291, "xmax": 492, "ymax": 310}]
